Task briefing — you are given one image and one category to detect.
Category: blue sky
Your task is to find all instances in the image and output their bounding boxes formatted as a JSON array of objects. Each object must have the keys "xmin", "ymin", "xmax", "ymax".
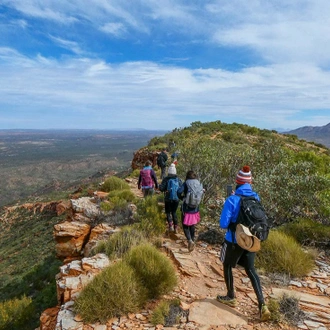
[{"xmin": 1, "ymin": 0, "xmax": 330, "ymax": 131}]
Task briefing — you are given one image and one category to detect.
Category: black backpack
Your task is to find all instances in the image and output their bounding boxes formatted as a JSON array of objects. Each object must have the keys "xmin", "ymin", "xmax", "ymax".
[
  {"xmin": 230, "ymin": 195, "xmax": 270, "ymax": 241},
  {"xmin": 157, "ymin": 153, "xmax": 166, "ymax": 167}
]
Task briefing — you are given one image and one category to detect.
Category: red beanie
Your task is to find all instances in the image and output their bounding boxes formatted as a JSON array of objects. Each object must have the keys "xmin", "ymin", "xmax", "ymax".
[{"xmin": 236, "ymin": 165, "xmax": 252, "ymax": 184}]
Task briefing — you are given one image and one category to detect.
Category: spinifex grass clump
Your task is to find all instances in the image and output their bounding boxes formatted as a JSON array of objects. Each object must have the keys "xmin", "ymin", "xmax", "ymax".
[
  {"xmin": 129, "ymin": 168, "xmax": 140, "ymax": 178},
  {"xmin": 93, "ymin": 226, "xmax": 147, "ymax": 260},
  {"xmin": 267, "ymin": 298, "xmax": 281, "ymax": 323},
  {"xmin": 151, "ymin": 299, "xmax": 184, "ymax": 326},
  {"xmin": 256, "ymin": 231, "xmax": 315, "ymax": 277},
  {"xmin": 108, "ymin": 189, "xmax": 136, "ymax": 203},
  {"xmin": 135, "ymin": 196, "xmax": 166, "ymax": 237},
  {"xmin": 100, "ymin": 176, "xmax": 130, "ymax": 192},
  {"xmin": 124, "ymin": 244, "xmax": 178, "ymax": 299},
  {"xmin": 151, "ymin": 300, "xmax": 170, "ymax": 326},
  {"xmin": 279, "ymin": 218, "xmax": 330, "ymax": 246},
  {"xmin": 74, "ymin": 261, "xmax": 147, "ymax": 323}
]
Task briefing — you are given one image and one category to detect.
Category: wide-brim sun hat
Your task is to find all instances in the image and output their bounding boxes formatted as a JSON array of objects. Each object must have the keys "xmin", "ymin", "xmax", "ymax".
[{"xmin": 235, "ymin": 224, "xmax": 261, "ymax": 252}]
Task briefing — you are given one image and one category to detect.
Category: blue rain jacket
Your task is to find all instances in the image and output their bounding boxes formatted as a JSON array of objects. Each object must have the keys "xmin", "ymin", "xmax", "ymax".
[{"xmin": 219, "ymin": 183, "xmax": 260, "ymax": 243}]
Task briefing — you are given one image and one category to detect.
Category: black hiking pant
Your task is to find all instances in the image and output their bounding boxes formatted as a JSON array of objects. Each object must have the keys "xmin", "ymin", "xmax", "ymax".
[
  {"xmin": 220, "ymin": 240, "xmax": 265, "ymax": 307},
  {"xmin": 165, "ymin": 200, "xmax": 179, "ymax": 227},
  {"xmin": 160, "ymin": 166, "xmax": 166, "ymax": 180},
  {"xmin": 182, "ymin": 223, "xmax": 195, "ymax": 241}
]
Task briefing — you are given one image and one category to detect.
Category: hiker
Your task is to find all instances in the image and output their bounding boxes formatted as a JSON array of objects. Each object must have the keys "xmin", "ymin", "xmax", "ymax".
[
  {"xmin": 157, "ymin": 148, "xmax": 168, "ymax": 180},
  {"xmin": 159, "ymin": 163, "xmax": 183, "ymax": 233},
  {"xmin": 171, "ymin": 152, "xmax": 179, "ymax": 166},
  {"xmin": 177, "ymin": 170, "xmax": 203, "ymax": 252},
  {"xmin": 138, "ymin": 160, "xmax": 158, "ymax": 198},
  {"xmin": 217, "ymin": 165, "xmax": 271, "ymax": 321}
]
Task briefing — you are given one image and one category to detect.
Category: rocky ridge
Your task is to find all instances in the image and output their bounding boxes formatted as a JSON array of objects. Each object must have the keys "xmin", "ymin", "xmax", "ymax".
[{"xmin": 38, "ymin": 177, "xmax": 330, "ymax": 330}]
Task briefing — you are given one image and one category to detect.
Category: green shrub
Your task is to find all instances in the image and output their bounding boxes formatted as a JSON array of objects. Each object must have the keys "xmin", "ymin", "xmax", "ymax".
[
  {"xmin": 124, "ymin": 244, "xmax": 178, "ymax": 299},
  {"xmin": 129, "ymin": 169, "xmax": 141, "ymax": 178},
  {"xmin": 100, "ymin": 190, "xmax": 135, "ymax": 212},
  {"xmin": 151, "ymin": 300, "xmax": 170, "ymax": 325},
  {"xmin": 108, "ymin": 189, "xmax": 136, "ymax": 203},
  {"xmin": 135, "ymin": 196, "xmax": 166, "ymax": 237},
  {"xmin": 151, "ymin": 298, "xmax": 182, "ymax": 326},
  {"xmin": 92, "ymin": 226, "xmax": 147, "ymax": 260},
  {"xmin": 256, "ymin": 230, "xmax": 315, "ymax": 277},
  {"xmin": 267, "ymin": 298, "xmax": 281, "ymax": 323},
  {"xmin": 100, "ymin": 201, "xmax": 112, "ymax": 212},
  {"xmin": 109, "ymin": 196, "xmax": 128, "ymax": 211},
  {"xmin": 279, "ymin": 218, "xmax": 330, "ymax": 246},
  {"xmin": 74, "ymin": 261, "xmax": 147, "ymax": 323},
  {"xmin": 0, "ymin": 296, "xmax": 34, "ymax": 330},
  {"xmin": 100, "ymin": 197, "xmax": 127, "ymax": 212},
  {"xmin": 100, "ymin": 176, "xmax": 129, "ymax": 192}
]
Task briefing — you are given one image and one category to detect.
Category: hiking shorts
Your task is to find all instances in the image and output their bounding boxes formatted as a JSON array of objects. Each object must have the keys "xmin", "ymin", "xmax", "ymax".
[{"xmin": 220, "ymin": 240, "xmax": 256, "ymax": 268}]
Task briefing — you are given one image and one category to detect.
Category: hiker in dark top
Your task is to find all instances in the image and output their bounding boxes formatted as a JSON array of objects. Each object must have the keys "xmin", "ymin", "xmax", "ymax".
[
  {"xmin": 138, "ymin": 160, "xmax": 158, "ymax": 198},
  {"xmin": 159, "ymin": 163, "xmax": 182, "ymax": 233},
  {"xmin": 157, "ymin": 148, "xmax": 168, "ymax": 180},
  {"xmin": 217, "ymin": 165, "xmax": 271, "ymax": 321},
  {"xmin": 177, "ymin": 170, "xmax": 202, "ymax": 252}
]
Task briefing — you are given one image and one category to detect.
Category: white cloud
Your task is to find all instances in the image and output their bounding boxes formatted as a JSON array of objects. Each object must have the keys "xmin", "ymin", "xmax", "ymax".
[
  {"xmin": 100, "ymin": 22, "xmax": 126, "ymax": 37},
  {"xmin": 48, "ymin": 36, "xmax": 85, "ymax": 55},
  {"xmin": 209, "ymin": 0, "xmax": 330, "ymax": 65},
  {"xmin": 0, "ymin": 50, "xmax": 330, "ymax": 129},
  {"xmin": 2, "ymin": 0, "xmax": 77, "ymax": 23}
]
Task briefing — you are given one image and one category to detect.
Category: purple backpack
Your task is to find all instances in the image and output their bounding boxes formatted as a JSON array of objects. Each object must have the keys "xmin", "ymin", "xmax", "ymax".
[{"xmin": 140, "ymin": 169, "xmax": 153, "ymax": 187}]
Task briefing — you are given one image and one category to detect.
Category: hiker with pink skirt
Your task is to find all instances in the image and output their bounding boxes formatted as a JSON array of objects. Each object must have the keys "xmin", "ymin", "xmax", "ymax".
[{"xmin": 177, "ymin": 170, "xmax": 203, "ymax": 252}]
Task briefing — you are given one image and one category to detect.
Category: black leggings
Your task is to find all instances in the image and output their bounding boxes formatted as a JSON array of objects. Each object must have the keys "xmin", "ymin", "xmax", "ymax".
[
  {"xmin": 182, "ymin": 223, "xmax": 195, "ymax": 241},
  {"xmin": 223, "ymin": 243, "xmax": 264, "ymax": 307},
  {"xmin": 164, "ymin": 200, "xmax": 180, "ymax": 226}
]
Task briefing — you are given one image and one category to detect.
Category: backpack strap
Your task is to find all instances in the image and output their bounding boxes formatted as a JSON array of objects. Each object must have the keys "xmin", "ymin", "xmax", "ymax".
[{"xmin": 228, "ymin": 195, "xmax": 243, "ymax": 246}]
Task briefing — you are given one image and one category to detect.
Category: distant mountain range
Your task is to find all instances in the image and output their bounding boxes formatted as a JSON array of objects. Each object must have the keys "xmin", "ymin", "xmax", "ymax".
[{"xmin": 284, "ymin": 122, "xmax": 330, "ymax": 148}]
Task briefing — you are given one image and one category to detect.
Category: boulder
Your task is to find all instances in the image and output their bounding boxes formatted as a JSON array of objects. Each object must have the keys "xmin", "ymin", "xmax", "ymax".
[{"xmin": 54, "ymin": 221, "xmax": 91, "ymax": 258}]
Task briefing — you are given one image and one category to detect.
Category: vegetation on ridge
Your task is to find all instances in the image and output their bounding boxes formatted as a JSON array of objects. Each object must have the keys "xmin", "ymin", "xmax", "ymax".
[{"xmin": 149, "ymin": 120, "xmax": 330, "ymax": 227}]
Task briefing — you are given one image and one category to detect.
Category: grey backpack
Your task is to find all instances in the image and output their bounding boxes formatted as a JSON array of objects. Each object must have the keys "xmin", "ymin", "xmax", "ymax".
[{"xmin": 185, "ymin": 180, "xmax": 204, "ymax": 208}]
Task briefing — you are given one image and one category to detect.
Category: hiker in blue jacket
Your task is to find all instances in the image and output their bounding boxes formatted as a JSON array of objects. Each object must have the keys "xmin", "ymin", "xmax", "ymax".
[
  {"xmin": 217, "ymin": 165, "xmax": 271, "ymax": 321},
  {"xmin": 159, "ymin": 163, "xmax": 182, "ymax": 233},
  {"xmin": 138, "ymin": 160, "xmax": 158, "ymax": 198}
]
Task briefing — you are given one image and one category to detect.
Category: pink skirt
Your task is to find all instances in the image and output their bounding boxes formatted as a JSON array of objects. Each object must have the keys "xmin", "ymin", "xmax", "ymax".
[{"xmin": 183, "ymin": 212, "xmax": 200, "ymax": 226}]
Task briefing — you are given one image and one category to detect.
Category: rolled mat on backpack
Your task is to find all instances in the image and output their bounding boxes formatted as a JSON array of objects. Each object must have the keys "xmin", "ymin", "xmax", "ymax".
[{"xmin": 235, "ymin": 224, "xmax": 261, "ymax": 252}]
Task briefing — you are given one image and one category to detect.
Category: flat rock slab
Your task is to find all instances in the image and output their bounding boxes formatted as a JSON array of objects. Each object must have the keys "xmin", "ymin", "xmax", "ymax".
[
  {"xmin": 170, "ymin": 249, "xmax": 201, "ymax": 276},
  {"xmin": 188, "ymin": 298, "xmax": 248, "ymax": 327}
]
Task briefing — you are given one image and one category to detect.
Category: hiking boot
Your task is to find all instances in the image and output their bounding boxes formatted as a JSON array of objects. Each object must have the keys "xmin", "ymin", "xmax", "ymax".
[
  {"xmin": 169, "ymin": 225, "xmax": 174, "ymax": 232},
  {"xmin": 174, "ymin": 226, "xmax": 178, "ymax": 234},
  {"xmin": 260, "ymin": 304, "xmax": 271, "ymax": 321},
  {"xmin": 188, "ymin": 240, "xmax": 195, "ymax": 252},
  {"xmin": 216, "ymin": 295, "xmax": 237, "ymax": 307}
]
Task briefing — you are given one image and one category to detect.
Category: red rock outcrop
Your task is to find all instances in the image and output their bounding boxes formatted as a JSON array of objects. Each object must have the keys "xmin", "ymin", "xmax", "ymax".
[
  {"xmin": 40, "ymin": 306, "xmax": 61, "ymax": 330},
  {"xmin": 54, "ymin": 221, "xmax": 91, "ymax": 258},
  {"xmin": 131, "ymin": 147, "xmax": 160, "ymax": 170}
]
